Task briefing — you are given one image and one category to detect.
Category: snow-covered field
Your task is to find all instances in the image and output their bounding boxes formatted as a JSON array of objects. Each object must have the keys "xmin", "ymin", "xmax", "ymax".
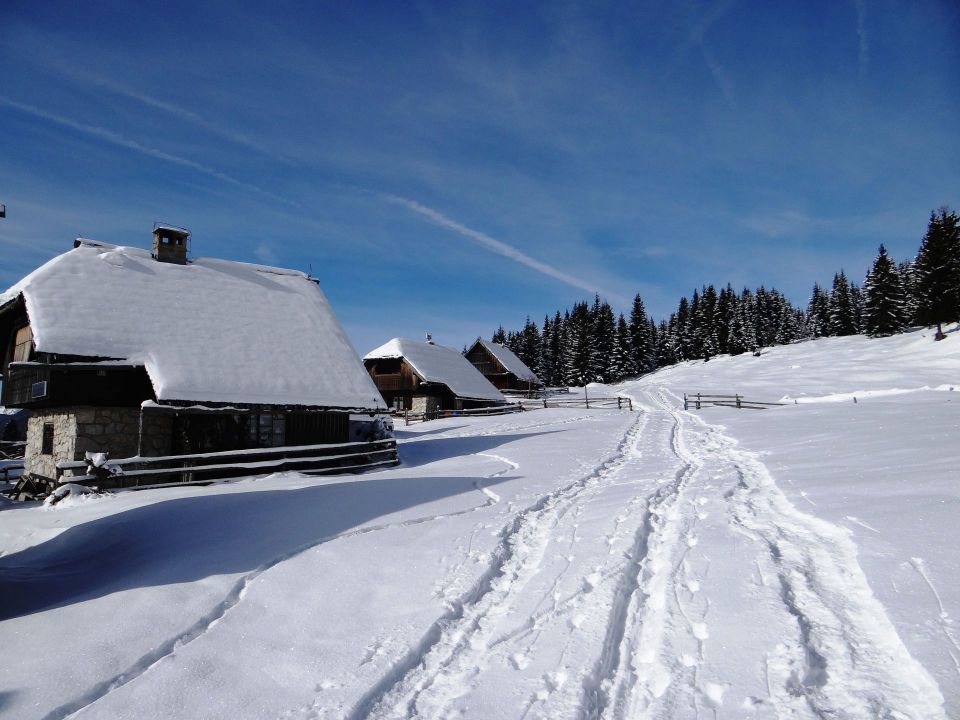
[{"xmin": 1, "ymin": 328, "xmax": 957, "ymax": 719}]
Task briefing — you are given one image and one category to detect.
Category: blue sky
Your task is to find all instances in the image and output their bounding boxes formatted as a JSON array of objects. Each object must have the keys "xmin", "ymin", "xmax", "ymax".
[{"xmin": 1, "ymin": 0, "xmax": 957, "ymax": 355}]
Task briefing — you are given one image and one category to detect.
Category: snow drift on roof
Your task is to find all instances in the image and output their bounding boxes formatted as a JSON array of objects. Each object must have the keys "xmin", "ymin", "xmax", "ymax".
[
  {"xmin": 1, "ymin": 241, "xmax": 386, "ymax": 410},
  {"xmin": 476, "ymin": 338, "xmax": 540, "ymax": 383},
  {"xmin": 365, "ymin": 338, "xmax": 505, "ymax": 402}
]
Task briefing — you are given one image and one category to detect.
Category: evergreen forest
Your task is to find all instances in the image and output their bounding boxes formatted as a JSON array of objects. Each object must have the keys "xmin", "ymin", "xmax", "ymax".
[{"xmin": 489, "ymin": 207, "xmax": 960, "ymax": 386}]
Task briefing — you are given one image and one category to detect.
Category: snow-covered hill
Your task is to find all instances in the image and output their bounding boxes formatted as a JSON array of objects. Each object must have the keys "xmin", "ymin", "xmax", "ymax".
[{"xmin": 0, "ymin": 328, "xmax": 957, "ymax": 719}]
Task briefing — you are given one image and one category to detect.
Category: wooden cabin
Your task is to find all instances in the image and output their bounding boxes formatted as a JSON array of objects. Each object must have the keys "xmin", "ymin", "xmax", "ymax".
[
  {"xmin": 465, "ymin": 338, "xmax": 542, "ymax": 393},
  {"xmin": 364, "ymin": 337, "xmax": 505, "ymax": 415},
  {"xmin": 0, "ymin": 226, "xmax": 392, "ymax": 494}
]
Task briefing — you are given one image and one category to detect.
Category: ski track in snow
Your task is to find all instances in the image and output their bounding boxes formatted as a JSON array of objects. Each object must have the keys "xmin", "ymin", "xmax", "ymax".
[
  {"xmin": 343, "ymin": 412, "xmax": 649, "ymax": 720},
  {"xmin": 657, "ymin": 388, "xmax": 947, "ymax": 719}
]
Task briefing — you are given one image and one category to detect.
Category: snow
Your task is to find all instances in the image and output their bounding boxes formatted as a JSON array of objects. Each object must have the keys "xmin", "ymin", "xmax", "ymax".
[
  {"xmin": 0, "ymin": 241, "xmax": 385, "ymax": 410},
  {"xmin": 0, "ymin": 329, "xmax": 957, "ymax": 719},
  {"xmin": 474, "ymin": 338, "xmax": 540, "ymax": 383},
  {"xmin": 365, "ymin": 337, "xmax": 505, "ymax": 402}
]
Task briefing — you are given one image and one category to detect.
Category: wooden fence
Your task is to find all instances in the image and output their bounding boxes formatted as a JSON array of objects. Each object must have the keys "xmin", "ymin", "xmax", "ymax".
[
  {"xmin": 516, "ymin": 396, "xmax": 633, "ymax": 411},
  {"xmin": 403, "ymin": 404, "xmax": 523, "ymax": 425},
  {"xmin": 683, "ymin": 393, "xmax": 784, "ymax": 410},
  {"xmin": 54, "ymin": 439, "xmax": 398, "ymax": 490}
]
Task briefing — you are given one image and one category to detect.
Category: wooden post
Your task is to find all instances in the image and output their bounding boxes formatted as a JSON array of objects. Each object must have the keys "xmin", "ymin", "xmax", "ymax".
[
  {"xmin": 585, "ymin": 385, "xmax": 590, "ymax": 409},
  {"xmin": 736, "ymin": 394, "xmax": 741, "ymax": 409},
  {"xmin": 684, "ymin": 393, "xmax": 688, "ymax": 411},
  {"xmin": 696, "ymin": 393, "xmax": 701, "ymax": 410}
]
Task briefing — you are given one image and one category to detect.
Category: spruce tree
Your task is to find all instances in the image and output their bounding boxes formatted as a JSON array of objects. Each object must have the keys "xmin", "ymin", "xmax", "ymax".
[
  {"xmin": 898, "ymin": 260, "xmax": 919, "ymax": 326},
  {"xmin": 863, "ymin": 244, "xmax": 907, "ymax": 337},
  {"xmin": 914, "ymin": 207, "xmax": 960, "ymax": 340},
  {"xmin": 828, "ymin": 271, "xmax": 858, "ymax": 336},
  {"xmin": 607, "ymin": 314, "xmax": 633, "ymax": 381},
  {"xmin": 492, "ymin": 326, "xmax": 507, "ymax": 344},
  {"xmin": 806, "ymin": 283, "xmax": 831, "ymax": 337},
  {"xmin": 628, "ymin": 294, "xmax": 654, "ymax": 374}
]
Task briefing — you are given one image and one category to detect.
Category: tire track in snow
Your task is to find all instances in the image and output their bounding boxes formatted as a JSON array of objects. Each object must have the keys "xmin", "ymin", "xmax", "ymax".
[
  {"xmin": 662, "ymin": 388, "xmax": 948, "ymax": 720},
  {"xmin": 345, "ymin": 412, "xmax": 645, "ymax": 720}
]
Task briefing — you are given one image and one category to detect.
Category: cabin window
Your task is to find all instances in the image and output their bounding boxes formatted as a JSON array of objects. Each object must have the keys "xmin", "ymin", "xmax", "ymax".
[
  {"xmin": 41, "ymin": 423, "xmax": 54, "ymax": 454},
  {"xmin": 249, "ymin": 413, "xmax": 286, "ymax": 447},
  {"xmin": 13, "ymin": 324, "xmax": 33, "ymax": 362}
]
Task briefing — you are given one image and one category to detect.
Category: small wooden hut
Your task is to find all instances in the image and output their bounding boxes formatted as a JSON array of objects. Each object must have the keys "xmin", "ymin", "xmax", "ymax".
[
  {"xmin": 364, "ymin": 337, "xmax": 505, "ymax": 415},
  {"xmin": 465, "ymin": 338, "xmax": 542, "ymax": 393}
]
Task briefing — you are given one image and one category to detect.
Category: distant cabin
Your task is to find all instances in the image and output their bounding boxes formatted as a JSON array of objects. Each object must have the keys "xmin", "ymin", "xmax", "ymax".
[
  {"xmin": 0, "ymin": 225, "xmax": 390, "ymax": 488},
  {"xmin": 465, "ymin": 338, "xmax": 542, "ymax": 392},
  {"xmin": 364, "ymin": 338, "xmax": 505, "ymax": 415}
]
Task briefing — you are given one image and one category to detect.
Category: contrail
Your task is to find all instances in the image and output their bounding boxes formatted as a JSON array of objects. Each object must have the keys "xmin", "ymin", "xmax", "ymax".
[
  {"xmin": 0, "ymin": 95, "xmax": 300, "ymax": 208},
  {"xmin": 385, "ymin": 194, "xmax": 606, "ymax": 297}
]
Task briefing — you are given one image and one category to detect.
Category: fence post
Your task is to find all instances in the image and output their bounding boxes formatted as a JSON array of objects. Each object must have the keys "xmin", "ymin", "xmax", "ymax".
[
  {"xmin": 684, "ymin": 393, "xmax": 688, "ymax": 410},
  {"xmin": 697, "ymin": 393, "xmax": 702, "ymax": 410},
  {"xmin": 736, "ymin": 394, "xmax": 741, "ymax": 409},
  {"xmin": 617, "ymin": 397, "xmax": 622, "ymax": 410},
  {"xmin": 629, "ymin": 398, "xmax": 633, "ymax": 411}
]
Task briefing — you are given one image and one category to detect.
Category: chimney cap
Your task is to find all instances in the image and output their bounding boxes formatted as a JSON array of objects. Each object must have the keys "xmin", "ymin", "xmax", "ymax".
[{"xmin": 153, "ymin": 222, "xmax": 190, "ymax": 237}]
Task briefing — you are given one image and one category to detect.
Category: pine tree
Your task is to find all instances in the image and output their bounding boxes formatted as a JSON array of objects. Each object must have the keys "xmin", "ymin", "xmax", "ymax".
[
  {"xmin": 806, "ymin": 284, "xmax": 826, "ymax": 338},
  {"xmin": 566, "ymin": 302, "xmax": 593, "ymax": 385},
  {"xmin": 728, "ymin": 288, "xmax": 757, "ymax": 355},
  {"xmin": 696, "ymin": 285, "xmax": 719, "ymax": 359},
  {"xmin": 492, "ymin": 326, "xmax": 507, "ymax": 344},
  {"xmin": 589, "ymin": 297, "xmax": 615, "ymax": 382},
  {"xmin": 914, "ymin": 207, "xmax": 960, "ymax": 340},
  {"xmin": 519, "ymin": 317, "xmax": 541, "ymax": 369},
  {"xmin": 607, "ymin": 314, "xmax": 633, "ymax": 381},
  {"xmin": 863, "ymin": 244, "xmax": 907, "ymax": 337},
  {"xmin": 899, "ymin": 260, "xmax": 919, "ymax": 326},
  {"xmin": 628, "ymin": 294, "xmax": 654, "ymax": 374},
  {"xmin": 537, "ymin": 315, "xmax": 553, "ymax": 383},
  {"xmin": 828, "ymin": 271, "xmax": 857, "ymax": 336},
  {"xmin": 674, "ymin": 296, "xmax": 691, "ymax": 361},
  {"xmin": 715, "ymin": 284, "xmax": 736, "ymax": 354},
  {"xmin": 549, "ymin": 311, "xmax": 564, "ymax": 385}
]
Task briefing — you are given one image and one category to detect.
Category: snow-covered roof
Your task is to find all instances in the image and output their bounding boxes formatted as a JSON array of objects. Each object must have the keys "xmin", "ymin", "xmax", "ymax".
[
  {"xmin": 364, "ymin": 338, "xmax": 505, "ymax": 402},
  {"xmin": 0, "ymin": 240, "xmax": 386, "ymax": 410},
  {"xmin": 474, "ymin": 338, "xmax": 540, "ymax": 383}
]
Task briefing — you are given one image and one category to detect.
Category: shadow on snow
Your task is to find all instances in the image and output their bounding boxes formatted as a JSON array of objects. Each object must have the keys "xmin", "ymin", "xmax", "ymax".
[{"xmin": 0, "ymin": 474, "xmax": 520, "ymax": 621}]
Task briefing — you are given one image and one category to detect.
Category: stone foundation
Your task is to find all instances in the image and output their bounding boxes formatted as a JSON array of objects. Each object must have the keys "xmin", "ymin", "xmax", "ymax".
[
  {"xmin": 411, "ymin": 395, "xmax": 441, "ymax": 415},
  {"xmin": 25, "ymin": 407, "xmax": 173, "ymax": 479}
]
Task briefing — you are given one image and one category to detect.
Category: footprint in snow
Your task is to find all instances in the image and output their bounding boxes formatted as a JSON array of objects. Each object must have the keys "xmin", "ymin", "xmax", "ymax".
[
  {"xmin": 511, "ymin": 653, "xmax": 531, "ymax": 670},
  {"xmin": 699, "ymin": 681, "xmax": 726, "ymax": 708}
]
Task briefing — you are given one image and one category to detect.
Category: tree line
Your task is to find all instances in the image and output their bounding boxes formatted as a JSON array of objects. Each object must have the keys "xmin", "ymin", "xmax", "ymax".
[{"xmin": 491, "ymin": 207, "xmax": 960, "ymax": 386}]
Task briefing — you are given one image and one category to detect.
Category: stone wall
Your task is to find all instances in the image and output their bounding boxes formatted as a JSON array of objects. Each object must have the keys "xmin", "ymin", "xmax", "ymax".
[
  {"xmin": 25, "ymin": 407, "xmax": 174, "ymax": 479},
  {"xmin": 411, "ymin": 395, "xmax": 441, "ymax": 416}
]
